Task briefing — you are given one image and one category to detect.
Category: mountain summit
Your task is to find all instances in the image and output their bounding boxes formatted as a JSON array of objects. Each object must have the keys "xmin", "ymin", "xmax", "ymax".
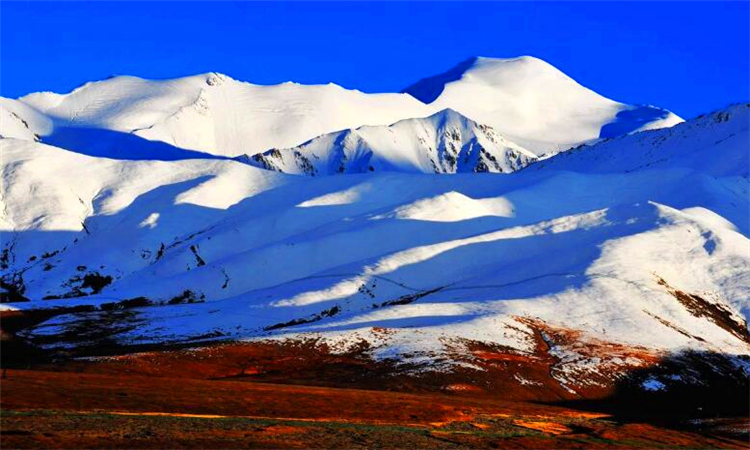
[
  {"xmin": 247, "ymin": 108, "xmax": 537, "ymax": 175},
  {"xmin": 403, "ymin": 56, "xmax": 682, "ymax": 153},
  {"xmin": 2, "ymin": 56, "xmax": 681, "ymax": 159},
  {"xmin": 0, "ymin": 51, "xmax": 748, "ymax": 420}
]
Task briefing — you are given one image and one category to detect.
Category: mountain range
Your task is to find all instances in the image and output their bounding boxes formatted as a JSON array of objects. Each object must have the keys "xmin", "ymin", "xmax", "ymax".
[{"xmin": 0, "ymin": 57, "xmax": 747, "ymax": 400}]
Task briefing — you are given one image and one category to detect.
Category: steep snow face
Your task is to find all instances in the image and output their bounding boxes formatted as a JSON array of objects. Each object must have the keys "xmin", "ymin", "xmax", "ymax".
[
  {"xmin": 403, "ymin": 57, "xmax": 682, "ymax": 154},
  {"xmin": 247, "ymin": 109, "xmax": 537, "ymax": 175},
  {"xmin": 1, "ymin": 103, "xmax": 747, "ymax": 371},
  {"xmin": 16, "ymin": 73, "xmax": 433, "ymax": 158}
]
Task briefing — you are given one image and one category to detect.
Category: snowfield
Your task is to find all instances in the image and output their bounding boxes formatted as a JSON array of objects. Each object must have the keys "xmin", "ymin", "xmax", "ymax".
[{"xmin": 0, "ymin": 58, "xmax": 747, "ymax": 386}]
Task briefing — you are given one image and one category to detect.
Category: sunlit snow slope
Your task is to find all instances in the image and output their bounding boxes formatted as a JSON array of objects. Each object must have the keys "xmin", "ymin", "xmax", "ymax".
[
  {"xmin": 1, "ymin": 102, "xmax": 747, "ymax": 384},
  {"xmin": 3, "ymin": 56, "xmax": 680, "ymax": 158},
  {"xmin": 246, "ymin": 109, "xmax": 537, "ymax": 175},
  {"xmin": 12, "ymin": 73, "xmax": 433, "ymax": 158},
  {"xmin": 404, "ymin": 56, "xmax": 683, "ymax": 153}
]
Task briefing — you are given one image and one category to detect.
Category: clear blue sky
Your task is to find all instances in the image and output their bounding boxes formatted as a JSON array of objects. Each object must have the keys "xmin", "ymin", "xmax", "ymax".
[{"xmin": 2, "ymin": 2, "xmax": 748, "ymax": 118}]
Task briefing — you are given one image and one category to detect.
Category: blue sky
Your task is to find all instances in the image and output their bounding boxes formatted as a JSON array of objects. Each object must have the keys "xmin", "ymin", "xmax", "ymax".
[{"xmin": 2, "ymin": 2, "xmax": 748, "ymax": 118}]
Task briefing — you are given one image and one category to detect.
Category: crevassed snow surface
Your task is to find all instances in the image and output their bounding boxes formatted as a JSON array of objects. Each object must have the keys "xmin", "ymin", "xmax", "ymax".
[{"xmin": 1, "ymin": 102, "xmax": 747, "ymax": 367}]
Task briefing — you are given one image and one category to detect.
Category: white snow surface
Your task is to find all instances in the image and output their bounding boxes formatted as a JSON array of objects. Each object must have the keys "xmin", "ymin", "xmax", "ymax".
[
  {"xmin": 0, "ymin": 98, "xmax": 53, "ymax": 140},
  {"xmin": 246, "ymin": 109, "xmax": 538, "ymax": 175},
  {"xmin": 0, "ymin": 48, "xmax": 745, "ymax": 373},
  {"xmin": 3, "ymin": 56, "xmax": 680, "ymax": 158},
  {"xmin": 13, "ymin": 73, "xmax": 434, "ymax": 159},
  {"xmin": 403, "ymin": 56, "xmax": 683, "ymax": 153},
  {"xmin": 1, "ymin": 100, "xmax": 747, "ymax": 368}
]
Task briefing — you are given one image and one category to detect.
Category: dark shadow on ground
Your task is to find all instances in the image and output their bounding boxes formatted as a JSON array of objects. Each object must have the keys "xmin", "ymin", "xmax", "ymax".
[
  {"xmin": 42, "ymin": 126, "xmax": 230, "ymax": 161},
  {"xmin": 599, "ymin": 105, "xmax": 670, "ymax": 139},
  {"xmin": 550, "ymin": 349, "xmax": 749, "ymax": 434},
  {"xmin": 402, "ymin": 57, "xmax": 478, "ymax": 103}
]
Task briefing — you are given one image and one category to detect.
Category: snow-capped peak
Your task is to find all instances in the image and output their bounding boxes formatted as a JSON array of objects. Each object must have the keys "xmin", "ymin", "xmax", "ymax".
[
  {"xmin": 8, "ymin": 71, "xmax": 434, "ymax": 158},
  {"xmin": 403, "ymin": 56, "xmax": 563, "ymax": 104},
  {"xmin": 403, "ymin": 56, "xmax": 683, "ymax": 154},
  {"xmin": 1, "ymin": 56, "xmax": 681, "ymax": 160},
  {"xmin": 247, "ymin": 108, "xmax": 537, "ymax": 175}
]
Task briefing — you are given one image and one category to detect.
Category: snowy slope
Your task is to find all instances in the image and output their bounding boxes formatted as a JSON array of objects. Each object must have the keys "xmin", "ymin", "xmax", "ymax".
[
  {"xmin": 13, "ymin": 73, "xmax": 433, "ymax": 158},
  {"xmin": 530, "ymin": 103, "xmax": 749, "ymax": 178},
  {"xmin": 0, "ymin": 98, "xmax": 53, "ymax": 141},
  {"xmin": 0, "ymin": 137, "xmax": 291, "ymax": 301},
  {"xmin": 1, "ymin": 102, "xmax": 747, "ymax": 386},
  {"xmin": 247, "ymin": 109, "xmax": 537, "ymax": 175},
  {"xmin": 403, "ymin": 56, "xmax": 683, "ymax": 154},
  {"xmin": 3, "ymin": 56, "xmax": 680, "ymax": 160}
]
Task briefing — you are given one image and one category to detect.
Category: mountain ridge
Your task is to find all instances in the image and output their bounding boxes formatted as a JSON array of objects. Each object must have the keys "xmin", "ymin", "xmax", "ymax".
[
  {"xmin": 2, "ymin": 56, "xmax": 681, "ymax": 158},
  {"xmin": 403, "ymin": 56, "xmax": 683, "ymax": 152},
  {"xmin": 0, "ymin": 55, "xmax": 746, "ymax": 403},
  {"xmin": 1, "ymin": 104, "xmax": 746, "ymax": 362},
  {"xmin": 245, "ymin": 108, "xmax": 538, "ymax": 175}
]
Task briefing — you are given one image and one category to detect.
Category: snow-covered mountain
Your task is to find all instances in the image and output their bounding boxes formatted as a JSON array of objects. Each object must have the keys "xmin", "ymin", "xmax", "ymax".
[
  {"xmin": 404, "ymin": 56, "xmax": 683, "ymax": 153},
  {"xmin": 9, "ymin": 73, "xmax": 433, "ymax": 158},
  {"xmin": 246, "ymin": 109, "xmax": 537, "ymax": 175},
  {"xmin": 1, "ymin": 53, "xmax": 747, "ymax": 396},
  {"xmin": 1, "ymin": 99, "xmax": 747, "ymax": 395},
  {"xmin": 530, "ymin": 103, "xmax": 749, "ymax": 179},
  {"xmin": 0, "ymin": 98, "xmax": 53, "ymax": 141},
  {"xmin": 1, "ymin": 56, "xmax": 680, "ymax": 159}
]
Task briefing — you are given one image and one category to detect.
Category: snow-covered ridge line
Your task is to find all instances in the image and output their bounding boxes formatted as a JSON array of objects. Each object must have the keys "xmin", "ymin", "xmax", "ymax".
[
  {"xmin": 528, "ymin": 102, "xmax": 749, "ymax": 179},
  {"xmin": 244, "ymin": 109, "xmax": 538, "ymax": 175},
  {"xmin": 401, "ymin": 56, "xmax": 683, "ymax": 152},
  {"xmin": 0, "ymin": 101, "xmax": 747, "ymax": 374},
  {"xmin": 2, "ymin": 56, "xmax": 681, "ymax": 159},
  {"xmin": 0, "ymin": 43, "xmax": 746, "ymax": 399}
]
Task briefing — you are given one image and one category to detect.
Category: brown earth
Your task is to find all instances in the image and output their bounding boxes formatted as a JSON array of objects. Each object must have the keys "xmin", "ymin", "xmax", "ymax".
[
  {"xmin": 1, "ymin": 309, "xmax": 748, "ymax": 449},
  {"xmin": 2, "ymin": 369, "xmax": 747, "ymax": 449}
]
